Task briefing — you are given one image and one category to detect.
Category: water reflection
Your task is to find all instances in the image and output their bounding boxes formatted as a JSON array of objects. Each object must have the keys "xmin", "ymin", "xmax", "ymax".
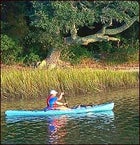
[
  {"xmin": 47, "ymin": 115, "xmax": 67, "ymax": 144},
  {"xmin": 47, "ymin": 111, "xmax": 114, "ymax": 144}
]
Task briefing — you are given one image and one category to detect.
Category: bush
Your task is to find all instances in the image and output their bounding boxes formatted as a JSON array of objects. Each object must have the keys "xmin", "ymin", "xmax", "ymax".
[
  {"xmin": 89, "ymin": 38, "xmax": 139, "ymax": 65},
  {"xmin": 1, "ymin": 34, "xmax": 23, "ymax": 64},
  {"xmin": 105, "ymin": 39, "xmax": 139, "ymax": 64},
  {"xmin": 61, "ymin": 45, "xmax": 92, "ymax": 64},
  {"xmin": 23, "ymin": 52, "xmax": 40, "ymax": 66}
]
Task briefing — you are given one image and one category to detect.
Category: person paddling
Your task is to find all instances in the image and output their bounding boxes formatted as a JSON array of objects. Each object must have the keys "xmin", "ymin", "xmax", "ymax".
[{"xmin": 46, "ymin": 90, "xmax": 69, "ymax": 110}]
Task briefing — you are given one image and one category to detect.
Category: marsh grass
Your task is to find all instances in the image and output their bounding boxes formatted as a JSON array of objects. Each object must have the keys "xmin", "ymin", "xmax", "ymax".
[{"xmin": 1, "ymin": 68, "xmax": 139, "ymax": 100}]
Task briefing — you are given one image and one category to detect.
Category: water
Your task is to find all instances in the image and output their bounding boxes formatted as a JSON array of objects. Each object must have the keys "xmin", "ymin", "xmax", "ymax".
[{"xmin": 1, "ymin": 88, "xmax": 139, "ymax": 144}]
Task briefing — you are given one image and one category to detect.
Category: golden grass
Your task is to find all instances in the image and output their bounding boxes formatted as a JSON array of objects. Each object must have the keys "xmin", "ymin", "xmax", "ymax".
[{"xmin": 1, "ymin": 68, "xmax": 139, "ymax": 100}]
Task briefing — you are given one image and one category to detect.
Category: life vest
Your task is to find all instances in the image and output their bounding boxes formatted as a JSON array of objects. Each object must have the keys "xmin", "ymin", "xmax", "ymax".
[
  {"xmin": 46, "ymin": 95, "xmax": 52, "ymax": 106},
  {"xmin": 46, "ymin": 95, "xmax": 57, "ymax": 108}
]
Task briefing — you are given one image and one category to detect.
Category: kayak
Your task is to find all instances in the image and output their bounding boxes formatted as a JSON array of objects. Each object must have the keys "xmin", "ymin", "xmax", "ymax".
[
  {"xmin": 5, "ymin": 102, "xmax": 114, "ymax": 117},
  {"xmin": 6, "ymin": 111, "xmax": 114, "ymax": 123}
]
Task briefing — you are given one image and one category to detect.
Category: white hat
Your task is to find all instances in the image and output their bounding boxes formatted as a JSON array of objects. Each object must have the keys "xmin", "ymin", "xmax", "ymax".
[{"xmin": 50, "ymin": 90, "xmax": 58, "ymax": 95}]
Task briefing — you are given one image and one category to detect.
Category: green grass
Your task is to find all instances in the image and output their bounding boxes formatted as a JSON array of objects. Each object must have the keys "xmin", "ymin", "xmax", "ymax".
[{"xmin": 1, "ymin": 68, "xmax": 139, "ymax": 100}]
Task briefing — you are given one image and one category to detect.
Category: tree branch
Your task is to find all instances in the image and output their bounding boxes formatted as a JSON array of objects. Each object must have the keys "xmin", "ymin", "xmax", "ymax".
[
  {"xmin": 65, "ymin": 16, "xmax": 138, "ymax": 46},
  {"xmin": 105, "ymin": 16, "xmax": 138, "ymax": 35},
  {"xmin": 65, "ymin": 34, "xmax": 120, "ymax": 45},
  {"xmin": 70, "ymin": 24, "xmax": 77, "ymax": 40}
]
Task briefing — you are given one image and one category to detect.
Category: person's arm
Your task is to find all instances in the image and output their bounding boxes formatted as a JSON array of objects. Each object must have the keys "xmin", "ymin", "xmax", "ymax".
[
  {"xmin": 58, "ymin": 92, "xmax": 64, "ymax": 100},
  {"xmin": 56, "ymin": 101, "xmax": 67, "ymax": 106}
]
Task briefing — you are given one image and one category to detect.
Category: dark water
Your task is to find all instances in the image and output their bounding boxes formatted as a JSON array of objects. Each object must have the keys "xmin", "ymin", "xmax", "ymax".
[{"xmin": 1, "ymin": 88, "xmax": 139, "ymax": 144}]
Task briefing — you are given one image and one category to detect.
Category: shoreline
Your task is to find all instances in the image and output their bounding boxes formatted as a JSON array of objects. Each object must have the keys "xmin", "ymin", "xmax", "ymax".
[{"xmin": 1, "ymin": 65, "xmax": 139, "ymax": 72}]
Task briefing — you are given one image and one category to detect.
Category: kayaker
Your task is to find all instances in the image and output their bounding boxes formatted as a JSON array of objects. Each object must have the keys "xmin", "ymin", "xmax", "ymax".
[{"xmin": 46, "ymin": 90, "xmax": 68, "ymax": 110}]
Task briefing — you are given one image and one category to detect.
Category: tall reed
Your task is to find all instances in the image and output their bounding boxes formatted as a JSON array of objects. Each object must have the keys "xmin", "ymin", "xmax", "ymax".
[{"xmin": 1, "ymin": 68, "xmax": 139, "ymax": 100}]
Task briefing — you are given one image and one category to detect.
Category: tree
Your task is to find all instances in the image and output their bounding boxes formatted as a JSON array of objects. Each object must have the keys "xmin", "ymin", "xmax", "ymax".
[
  {"xmin": 1, "ymin": 1, "xmax": 29, "ymax": 40},
  {"xmin": 3, "ymin": 1, "xmax": 139, "ymax": 67},
  {"xmin": 1, "ymin": 1, "xmax": 44, "ymax": 66}
]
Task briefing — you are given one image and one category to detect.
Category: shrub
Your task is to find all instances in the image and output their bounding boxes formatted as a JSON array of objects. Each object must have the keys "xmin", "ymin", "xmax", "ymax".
[
  {"xmin": 1, "ymin": 34, "xmax": 23, "ymax": 64},
  {"xmin": 23, "ymin": 52, "xmax": 40, "ymax": 66},
  {"xmin": 90, "ymin": 38, "xmax": 139, "ymax": 65},
  {"xmin": 61, "ymin": 45, "xmax": 92, "ymax": 64}
]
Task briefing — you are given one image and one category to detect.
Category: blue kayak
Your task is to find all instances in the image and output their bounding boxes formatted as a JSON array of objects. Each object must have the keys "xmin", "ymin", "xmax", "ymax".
[
  {"xmin": 6, "ymin": 111, "xmax": 114, "ymax": 123},
  {"xmin": 5, "ymin": 102, "xmax": 114, "ymax": 117}
]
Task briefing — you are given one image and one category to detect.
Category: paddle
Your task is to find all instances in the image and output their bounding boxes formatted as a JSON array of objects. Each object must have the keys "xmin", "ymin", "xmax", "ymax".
[
  {"xmin": 63, "ymin": 93, "xmax": 69, "ymax": 108},
  {"xmin": 57, "ymin": 76, "xmax": 69, "ymax": 108}
]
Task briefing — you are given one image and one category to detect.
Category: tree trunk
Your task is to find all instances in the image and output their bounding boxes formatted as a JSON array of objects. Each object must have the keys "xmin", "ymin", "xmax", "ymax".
[{"xmin": 46, "ymin": 48, "xmax": 61, "ymax": 69}]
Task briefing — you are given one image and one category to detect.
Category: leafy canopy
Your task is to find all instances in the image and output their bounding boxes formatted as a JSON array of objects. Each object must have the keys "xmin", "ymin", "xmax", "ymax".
[{"xmin": 30, "ymin": 1, "xmax": 139, "ymax": 36}]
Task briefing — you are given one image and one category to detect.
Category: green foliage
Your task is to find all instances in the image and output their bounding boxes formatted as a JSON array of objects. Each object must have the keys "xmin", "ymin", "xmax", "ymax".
[
  {"xmin": 96, "ymin": 1, "xmax": 139, "ymax": 23},
  {"xmin": 1, "ymin": 1, "xmax": 139, "ymax": 65},
  {"xmin": 30, "ymin": 1, "xmax": 95, "ymax": 34},
  {"xmin": 29, "ymin": 1, "xmax": 138, "ymax": 49},
  {"xmin": 1, "ymin": 34, "xmax": 23, "ymax": 64},
  {"xmin": 61, "ymin": 45, "xmax": 92, "ymax": 64},
  {"xmin": 22, "ymin": 53, "xmax": 40, "ymax": 66},
  {"xmin": 111, "ymin": 39, "xmax": 139, "ymax": 64},
  {"xmin": 91, "ymin": 38, "xmax": 139, "ymax": 65},
  {"xmin": 1, "ymin": 1, "xmax": 29, "ymax": 40}
]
